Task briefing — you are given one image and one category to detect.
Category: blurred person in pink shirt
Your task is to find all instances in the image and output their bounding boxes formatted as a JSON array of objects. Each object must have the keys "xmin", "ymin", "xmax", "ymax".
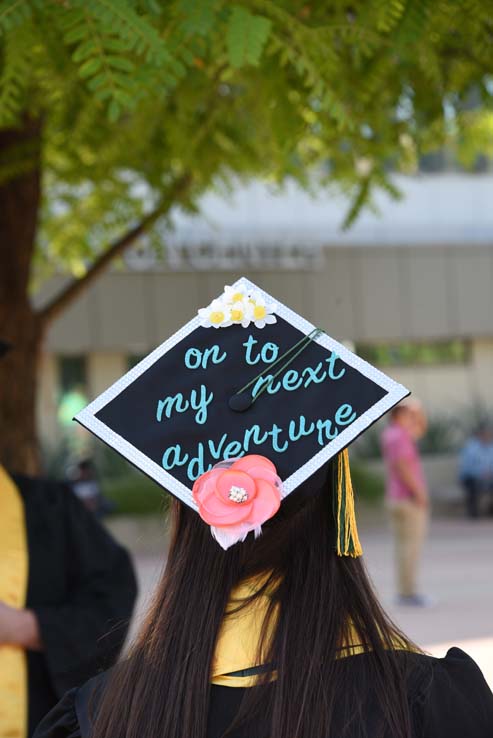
[{"xmin": 381, "ymin": 399, "xmax": 430, "ymax": 607}]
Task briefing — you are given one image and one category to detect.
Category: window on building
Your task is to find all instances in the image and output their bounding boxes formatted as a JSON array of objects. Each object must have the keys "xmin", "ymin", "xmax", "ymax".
[
  {"xmin": 418, "ymin": 150, "xmax": 447, "ymax": 173},
  {"xmin": 355, "ymin": 340, "xmax": 470, "ymax": 367},
  {"xmin": 57, "ymin": 355, "xmax": 88, "ymax": 427}
]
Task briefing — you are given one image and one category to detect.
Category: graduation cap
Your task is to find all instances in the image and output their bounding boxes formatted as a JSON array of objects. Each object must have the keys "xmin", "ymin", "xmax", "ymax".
[{"xmin": 76, "ymin": 278, "xmax": 409, "ymax": 552}]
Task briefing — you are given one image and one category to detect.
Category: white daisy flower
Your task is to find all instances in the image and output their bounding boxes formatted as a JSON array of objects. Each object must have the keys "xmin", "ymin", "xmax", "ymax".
[
  {"xmin": 229, "ymin": 300, "xmax": 253, "ymax": 328},
  {"xmin": 197, "ymin": 299, "xmax": 232, "ymax": 329},
  {"xmin": 249, "ymin": 293, "xmax": 277, "ymax": 329},
  {"xmin": 223, "ymin": 284, "xmax": 249, "ymax": 305}
]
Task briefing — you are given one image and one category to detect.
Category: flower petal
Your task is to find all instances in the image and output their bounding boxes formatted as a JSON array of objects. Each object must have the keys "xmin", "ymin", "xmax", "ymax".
[
  {"xmin": 249, "ymin": 479, "xmax": 281, "ymax": 523},
  {"xmin": 200, "ymin": 490, "xmax": 253, "ymax": 525},
  {"xmin": 248, "ymin": 466, "xmax": 281, "ymax": 486},
  {"xmin": 192, "ymin": 468, "xmax": 222, "ymax": 505},
  {"xmin": 231, "ymin": 455, "xmax": 277, "ymax": 475},
  {"xmin": 215, "ymin": 469, "xmax": 256, "ymax": 503}
]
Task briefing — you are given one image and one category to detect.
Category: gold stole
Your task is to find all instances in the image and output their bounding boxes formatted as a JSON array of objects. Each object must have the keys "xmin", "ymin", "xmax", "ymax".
[
  {"xmin": 211, "ymin": 576, "xmax": 410, "ymax": 687},
  {"xmin": 0, "ymin": 466, "xmax": 29, "ymax": 738},
  {"xmin": 212, "ymin": 578, "xmax": 277, "ymax": 687}
]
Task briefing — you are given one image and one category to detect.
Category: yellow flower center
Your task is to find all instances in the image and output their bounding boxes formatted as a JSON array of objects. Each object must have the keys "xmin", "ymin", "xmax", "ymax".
[
  {"xmin": 253, "ymin": 305, "xmax": 267, "ymax": 320},
  {"xmin": 210, "ymin": 311, "xmax": 225, "ymax": 324},
  {"xmin": 231, "ymin": 308, "xmax": 244, "ymax": 321}
]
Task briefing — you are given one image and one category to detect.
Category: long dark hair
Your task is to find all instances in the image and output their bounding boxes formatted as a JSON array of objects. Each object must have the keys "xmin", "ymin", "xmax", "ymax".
[{"xmin": 92, "ymin": 461, "xmax": 417, "ymax": 738}]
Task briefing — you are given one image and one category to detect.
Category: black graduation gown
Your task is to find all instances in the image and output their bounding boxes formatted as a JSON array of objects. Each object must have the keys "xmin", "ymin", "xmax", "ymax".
[
  {"xmin": 33, "ymin": 648, "xmax": 493, "ymax": 738},
  {"xmin": 12, "ymin": 474, "xmax": 138, "ymax": 737}
]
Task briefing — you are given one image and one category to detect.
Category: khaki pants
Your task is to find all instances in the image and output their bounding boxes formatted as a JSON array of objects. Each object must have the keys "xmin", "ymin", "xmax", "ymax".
[{"xmin": 388, "ymin": 499, "xmax": 428, "ymax": 597}]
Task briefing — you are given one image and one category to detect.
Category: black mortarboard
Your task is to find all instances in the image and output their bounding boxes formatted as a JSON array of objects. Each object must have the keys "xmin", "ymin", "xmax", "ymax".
[{"xmin": 76, "ymin": 278, "xmax": 409, "ymax": 552}]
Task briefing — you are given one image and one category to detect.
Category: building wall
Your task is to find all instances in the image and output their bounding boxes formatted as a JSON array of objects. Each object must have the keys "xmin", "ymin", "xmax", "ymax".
[
  {"xmin": 36, "ymin": 247, "xmax": 493, "ymax": 446},
  {"xmin": 38, "ymin": 244, "xmax": 493, "ymax": 350},
  {"xmin": 37, "ymin": 351, "xmax": 58, "ymax": 446}
]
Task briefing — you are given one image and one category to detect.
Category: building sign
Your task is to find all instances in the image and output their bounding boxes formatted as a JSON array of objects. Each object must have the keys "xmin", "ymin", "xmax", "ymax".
[{"xmin": 126, "ymin": 241, "xmax": 325, "ymax": 271}]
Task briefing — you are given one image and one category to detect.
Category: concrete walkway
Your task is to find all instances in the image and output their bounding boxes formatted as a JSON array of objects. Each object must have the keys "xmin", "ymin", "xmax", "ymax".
[
  {"xmin": 129, "ymin": 516, "xmax": 493, "ymax": 686},
  {"xmin": 362, "ymin": 517, "xmax": 493, "ymax": 685}
]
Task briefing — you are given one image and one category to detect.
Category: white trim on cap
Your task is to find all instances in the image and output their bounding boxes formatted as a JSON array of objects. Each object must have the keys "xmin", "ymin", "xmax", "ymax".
[{"xmin": 75, "ymin": 277, "xmax": 409, "ymax": 510}]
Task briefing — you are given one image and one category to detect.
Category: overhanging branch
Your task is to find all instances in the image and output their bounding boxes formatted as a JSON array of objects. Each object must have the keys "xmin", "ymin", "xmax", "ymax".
[{"xmin": 39, "ymin": 173, "xmax": 192, "ymax": 325}]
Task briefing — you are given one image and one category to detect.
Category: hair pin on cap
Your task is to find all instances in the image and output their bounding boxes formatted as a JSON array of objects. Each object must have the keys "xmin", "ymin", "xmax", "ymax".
[{"xmin": 229, "ymin": 328, "xmax": 324, "ymax": 413}]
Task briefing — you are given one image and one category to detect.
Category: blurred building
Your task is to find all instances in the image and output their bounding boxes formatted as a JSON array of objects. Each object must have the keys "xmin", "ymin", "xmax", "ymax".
[{"xmin": 36, "ymin": 174, "xmax": 493, "ymax": 447}]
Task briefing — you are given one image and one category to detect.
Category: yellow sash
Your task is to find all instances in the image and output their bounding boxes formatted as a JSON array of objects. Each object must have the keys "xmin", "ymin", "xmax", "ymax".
[
  {"xmin": 212, "ymin": 577, "xmax": 277, "ymax": 687},
  {"xmin": 0, "ymin": 466, "xmax": 29, "ymax": 738},
  {"xmin": 212, "ymin": 576, "xmax": 409, "ymax": 687}
]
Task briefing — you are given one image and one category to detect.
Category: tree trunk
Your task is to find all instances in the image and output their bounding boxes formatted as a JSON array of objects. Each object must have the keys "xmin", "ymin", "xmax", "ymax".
[
  {"xmin": 0, "ymin": 119, "xmax": 43, "ymax": 475},
  {"xmin": 0, "ymin": 115, "xmax": 191, "ymax": 474},
  {"xmin": 0, "ymin": 309, "xmax": 43, "ymax": 475}
]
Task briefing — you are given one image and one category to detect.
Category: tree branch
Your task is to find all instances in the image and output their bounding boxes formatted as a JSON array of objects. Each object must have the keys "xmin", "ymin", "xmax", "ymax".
[{"xmin": 38, "ymin": 172, "xmax": 192, "ymax": 325}]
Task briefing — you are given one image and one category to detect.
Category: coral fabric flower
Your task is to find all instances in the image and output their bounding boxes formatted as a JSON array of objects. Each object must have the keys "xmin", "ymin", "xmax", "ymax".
[{"xmin": 192, "ymin": 455, "xmax": 282, "ymax": 550}]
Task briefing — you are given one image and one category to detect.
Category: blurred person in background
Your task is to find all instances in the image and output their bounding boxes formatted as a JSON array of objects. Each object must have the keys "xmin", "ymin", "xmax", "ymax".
[
  {"xmin": 0, "ymin": 342, "xmax": 137, "ymax": 738},
  {"xmin": 381, "ymin": 400, "xmax": 430, "ymax": 607},
  {"xmin": 459, "ymin": 423, "xmax": 493, "ymax": 519},
  {"xmin": 69, "ymin": 458, "xmax": 115, "ymax": 518}
]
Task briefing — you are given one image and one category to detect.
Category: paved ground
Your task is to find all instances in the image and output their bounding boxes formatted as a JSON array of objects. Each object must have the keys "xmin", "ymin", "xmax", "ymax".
[
  {"xmin": 129, "ymin": 515, "xmax": 493, "ymax": 686},
  {"xmin": 362, "ymin": 517, "xmax": 493, "ymax": 685}
]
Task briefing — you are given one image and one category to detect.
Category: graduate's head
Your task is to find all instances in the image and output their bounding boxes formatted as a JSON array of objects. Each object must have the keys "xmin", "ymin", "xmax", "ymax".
[
  {"xmin": 84, "ymin": 281, "xmax": 414, "ymax": 738},
  {"xmin": 391, "ymin": 398, "xmax": 426, "ymax": 440},
  {"xmin": 476, "ymin": 421, "xmax": 493, "ymax": 444},
  {"xmin": 167, "ymin": 455, "xmax": 337, "ymax": 576},
  {"xmin": 92, "ymin": 452, "xmax": 415, "ymax": 738}
]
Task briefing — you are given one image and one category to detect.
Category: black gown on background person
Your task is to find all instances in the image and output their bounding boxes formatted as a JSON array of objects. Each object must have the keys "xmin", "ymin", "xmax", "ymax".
[
  {"xmin": 34, "ymin": 647, "xmax": 493, "ymax": 738},
  {"xmin": 12, "ymin": 474, "xmax": 138, "ymax": 737}
]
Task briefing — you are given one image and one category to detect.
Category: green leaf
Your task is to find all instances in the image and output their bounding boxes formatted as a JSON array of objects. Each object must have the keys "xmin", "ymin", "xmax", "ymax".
[
  {"xmin": 107, "ymin": 97, "xmax": 121, "ymax": 122},
  {"xmin": 106, "ymin": 55, "xmax": 135, "ymax": 72},
  {"xmin": 93, "ymin": 86, "xmax": 113, "ymax": 101},
  {"xmin": 0, "ymin": 26, "xmax": 30, "ymax": 125},
  {"xmin": 101, "ymin": 36, "xmax": 128, "ymax": 52},
  {"xmin": 177, "ymin": 0, "xmax": 217, "ymax": 36},
  {"xmin": 72, "ymin": 39, "xmax": 97, "ymax": 63},
  {"xmin": 87, "ymin": 72, "xmax": 110, "ymax": 91},
  {"xmin": 63, "ymin": 25, "xmax": 89, "ymax": 44},
  {"xmin": 78, "ymin": 56, "xmax": 103, "ymax": 78},
  {"xmin": 226, "ymin": 5, "xmax": 272, "ymax": 69},
  {"xmin": 73, "ymin": 0, "xmax": 172, "ymax": 64},
  {"xmin": 0, "ymin": 0, "xmax": 31, "ymax": 34}
]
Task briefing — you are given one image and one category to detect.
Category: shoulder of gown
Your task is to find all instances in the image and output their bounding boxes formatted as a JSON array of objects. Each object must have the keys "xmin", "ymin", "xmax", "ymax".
[
  {"xmin": 33, "ymin": 672, "xmax": 108, "ymax": 738},
  {"xmin": 15, "ymin": 472, "xmax": 137, "ymax": 697},
  {"xmin": 409, "ymin": 647, "xmax": 493, "ymax": 738},
  {"xmin": 33, "ymin": 648, "xmax": 493, "ymax": 738}
]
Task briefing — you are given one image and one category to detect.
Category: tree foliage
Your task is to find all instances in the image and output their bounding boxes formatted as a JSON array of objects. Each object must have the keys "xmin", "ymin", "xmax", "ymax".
[{"xmin": 1, "ymin": 0, "xmax": 493, "ymax": 277}]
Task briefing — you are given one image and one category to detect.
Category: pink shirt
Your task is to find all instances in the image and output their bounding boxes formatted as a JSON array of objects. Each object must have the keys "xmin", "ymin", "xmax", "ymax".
[{"xmin": 381, "ymin": 423, "xmax": 425, "ymax": 501}]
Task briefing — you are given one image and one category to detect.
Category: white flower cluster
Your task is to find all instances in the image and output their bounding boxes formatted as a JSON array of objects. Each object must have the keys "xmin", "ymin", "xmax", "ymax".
[{"xmin": 198, "ymin": 285, "xmax": 277, "ymax": 330}]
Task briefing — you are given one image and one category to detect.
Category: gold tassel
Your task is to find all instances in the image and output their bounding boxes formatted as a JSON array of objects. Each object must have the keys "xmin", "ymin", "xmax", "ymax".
[{"xmin": 334, "ymin": 449, "xmax": 363, "ymax": 557}]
